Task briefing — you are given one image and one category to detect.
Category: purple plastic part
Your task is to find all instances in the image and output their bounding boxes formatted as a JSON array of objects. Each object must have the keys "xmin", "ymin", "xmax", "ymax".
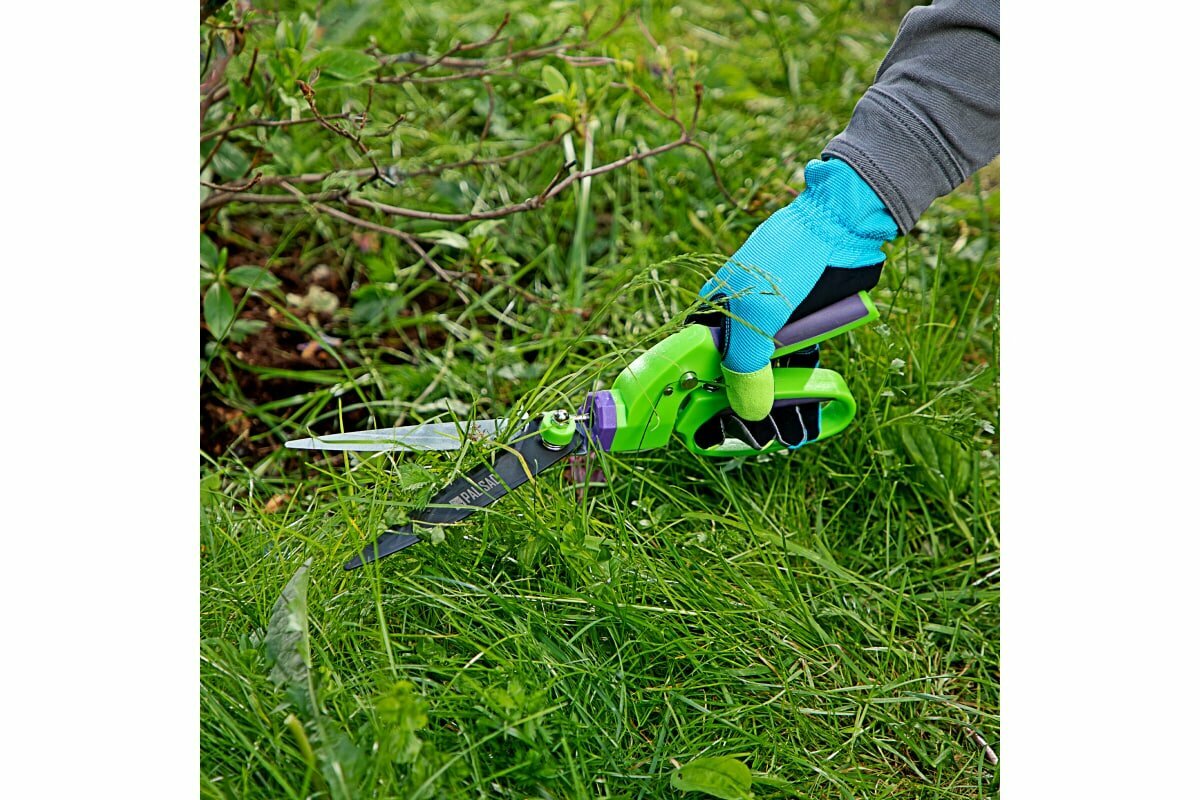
[
  {"xmin": 581, "ymin": 390, "xmax": 618, "ymax": 452},
  {"xmin": 708, "ymin": 293, "xmax": 870, "ymax": 352}
]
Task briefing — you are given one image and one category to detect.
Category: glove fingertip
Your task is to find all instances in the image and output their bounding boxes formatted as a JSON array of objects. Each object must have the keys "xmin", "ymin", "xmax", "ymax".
[{"xmin": 721, "ymin": 363, "xmax": 775, "ymax": 422}]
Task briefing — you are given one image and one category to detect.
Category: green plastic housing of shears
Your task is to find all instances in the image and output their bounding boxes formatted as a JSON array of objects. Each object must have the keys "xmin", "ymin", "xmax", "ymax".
[{"xmin": 597, "ymin": 291, "xmax": 877, "ymax": 457}]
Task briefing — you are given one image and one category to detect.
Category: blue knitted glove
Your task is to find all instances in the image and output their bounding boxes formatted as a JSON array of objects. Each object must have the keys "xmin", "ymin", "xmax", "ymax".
[{"xmin": 700, "ymin": 157, "xmax": 898, "ymax": 420}]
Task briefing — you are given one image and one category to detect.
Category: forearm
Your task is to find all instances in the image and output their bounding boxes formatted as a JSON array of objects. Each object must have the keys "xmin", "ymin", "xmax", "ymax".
[{"xmin": 822, "ymin": 0, "xmax": 1000, "ymax": 233}]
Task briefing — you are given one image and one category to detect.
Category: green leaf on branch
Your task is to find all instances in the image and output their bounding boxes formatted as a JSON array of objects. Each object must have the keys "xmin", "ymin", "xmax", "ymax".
[
  {"xmin": 226, "ymin": 266, "xmax": 281, "ymax": 291},
  {"xmin": 200, "ymin": 234, "xmax": 219, "ymax": 270},
  {"xmin": 423, "ymin": 230, "xmax": 470, "ymax": 249},
  {"xmin": 310, "ymin": 48, "xmax": 378, "ymax": 82},
  {"xmin": 204, "ymin": 283, "xmax": 235, "ymax": 339},
  {"xmin": 541, "ymin": 64, "xmax": 568, "ymax": 94},
  {"xmin": 670, "ymin": 756, "xmax": 754, "ymax": 800},
  {"xmin": 211, "ymin": 141, "xmax": 251, "ymax": 180}
]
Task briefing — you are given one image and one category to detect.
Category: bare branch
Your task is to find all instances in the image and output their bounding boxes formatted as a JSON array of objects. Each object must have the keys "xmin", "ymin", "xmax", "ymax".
[
  {"xmin": 614, "ymin": 81, "xmax": 686, "ymax": 135},
  {"xmin": 375, "ymin": 6, "xmax": 633, "ymax": 84},
  {"xmin": 392, "ymin": 12, "xmax": 512, "ymax": 84},
  {"xmin": 199, "ymin": 5, "xmax": 743, "ymax": 306},
  {"xmin": 297, "ymin": 79, "xmax": 396, "ymax": 188},
  {"xmin": 200, "ymin": 113, "xmax": 356, "ymax": 143},
  {"xmin": 201, "ymin": 133, "xmax": 569, "ymax": 206},
  {"xmin": 201, "ymin": 188, "xmax": 345, "ymax": 212},
  {"xmin": 200, "ymin": 46, "xmax": 235, "ymax": 120},
  {"xmin": 683, "ymin": 141, "xmax": 745, "ymax": 211},
  {"xmin": 634, "ymin": 12, "xmax": 660, "ymax": 50},
  {"xmin": 203, "ymin": 135, "xmax": 692, "ymax": 223},
  {"xmin": 201, "ymin": 173, "xmax": 262, "ymax": 193},
  {"xmin": 285, "ymin": 186, "xmax": 473, "ymax": 304},
  {"xmin": 480, "ymin": 81, "xmax": 496, "ymax": 142},
  {"xmin": 344, "ymin": 135, "xmax": 690, "ymax": 223},
  {"xmin": 379, "ymin": 68, "xmax": 505, "ymax": 86},
  {"xmin": 200, "ymin": 11, "xmax": 246, "ymax": 120}
]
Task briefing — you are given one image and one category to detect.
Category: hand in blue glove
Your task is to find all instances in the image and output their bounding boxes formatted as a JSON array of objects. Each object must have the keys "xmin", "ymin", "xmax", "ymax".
[{"xmin": 701, "ymin": 157, "xmax": 898, "ymax": 420}]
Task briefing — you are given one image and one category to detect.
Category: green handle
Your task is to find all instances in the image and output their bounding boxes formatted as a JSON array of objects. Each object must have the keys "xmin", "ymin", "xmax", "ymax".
[
  {"xmin": 675, "ymin": 367, "xmax": 855, "ymax": 456},
  {"xmin": 601, "ymin": 292, "xmax": 875, "ymax": 456}
]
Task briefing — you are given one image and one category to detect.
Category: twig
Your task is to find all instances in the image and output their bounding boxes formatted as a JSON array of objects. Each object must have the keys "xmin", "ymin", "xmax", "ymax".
[
  {"xmin": 201, "ymin": 189, "xmax": 345, "ymax": 211},
  {"xmin": 274, "ymin": 181, "xmax": 471, "ymax": 302},
  {"xmin": 200, "ymin": 113, "xmax": 355, "ymax": 143},
  {"xmin": 200, "ymin": 15, "xmax": 245, "ymax": 120},
  {"xmin": 380, "ymin": 27, "xmax": 568, "ymax": 76},
  {"xmin": 480, "ymin": 81, "xmax": 496, "ymax": 142},
  {"xmin": 562, "ymin": 55, "xmax": 617, "ymax": 66},
  {"xmin": 440, "ymin": 268, "xmax": 546, "ymax": 305},
  {"xmin": 305, "ymin": 199, "xmax": 472, "ymax": 303},
  {"xmin": 201, "ymin": 173, "xmax": 261, "ymax": 193},
  {"xmin": 382, "ymin": 52, "xmax": 511, "ymax": 69},
  {"xmin": 615, "ymin": 82, "xmax": 686, "ymax": 136},
  {"xmin": 207, "ymin": 167, "xmax": 375, "ymax": 191},
  {"xmin": 392, "ymin": 13, "xmax": 511, "ymax": 83},
  {"xmin": 610, "ymin": 80, "xmax": 744, "ymax": 212},
  {"xmin": 689, "ymin": 82, "xmax": 703, "ymax": 135},
  {"xmin": 202, "ymin": 84, "xmax": 231, "ymax": 118},
  {"xmin": 635, "ymin": 12, "xmax": 660, "ymax": 50},
  {"xmin": 375, "ymin": 6, "xmax": 633, "ymax": 82},
  {"xmin": 345, "ymin": 135, "xmax": 689, "ymax": 223},
  {"xmin": 540, "ymin": 158, "xmax": 578, "ymax": 201},
  {"xmin": 634, "ymin": 13, "xmax": 680, "ymax": 118},
  {"xmin": 201, "ymin": 33, "xmax": 216, "ymax": 78},
  {"xmin": 201, "ymin": 134, "xmax": 569, "ymax": 205},
  {"xmin": 207, "ymin": 135, "xmax": 692, "ymax": 221},
  {"xmin": 360, "ymin": 84, "xmax": 375, "ymax": 131},
  {"xmin": 242, "ymin": 47, "xmax": 259, "ymax": 88},
  {"xmin": 201, "ymin": 46, "xmax": 235, "ymax": 120},
  {"xmin": 297, "ymin": 79, "xmax": 395, "ymax": 188},
  {"xmin": 382, "ymin": 68, "xmax": 509, "ymax": 86},
  {"xmin": 684, "ymin": 141, "xmax": 744, "ymax": 211}
]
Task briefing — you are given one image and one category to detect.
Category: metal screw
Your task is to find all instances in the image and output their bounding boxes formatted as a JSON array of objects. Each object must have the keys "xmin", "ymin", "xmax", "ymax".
[
  {"xmin": 552, "ymin": 409, "xmax": 570, "ymax": 423},
  {"xmin": 680, "ymin": 372, "xmax": 698, "ymax": 390},
  {"xmin": 662, "ymin": 385, "xmax": 674, "ymax": 396},
  {"xmin": 703, "ymin": 383, "xmax": 720, "ymax": 393}
]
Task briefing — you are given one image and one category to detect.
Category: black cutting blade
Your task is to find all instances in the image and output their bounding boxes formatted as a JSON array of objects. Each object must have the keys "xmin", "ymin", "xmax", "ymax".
[
  {"xmin": 346, "ymin": 418, "xmax": 585, "ymax": 569},
  {"xmin": 344, "ymin": 529, "xmax": 421, "ymax": 569}
]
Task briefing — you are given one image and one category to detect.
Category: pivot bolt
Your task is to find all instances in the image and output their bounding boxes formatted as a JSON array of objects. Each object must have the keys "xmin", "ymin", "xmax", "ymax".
[
  {"xmin": 539, "ymin": 410, "xmax": 576, "ymax": 450},
  {"xmin": 680, "ymin": 372, "xmax": 699, "ymax": 390}
]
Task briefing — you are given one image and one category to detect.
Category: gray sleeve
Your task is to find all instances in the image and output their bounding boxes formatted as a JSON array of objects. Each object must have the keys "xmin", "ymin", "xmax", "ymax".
[{"xmin": 822, "ymin": 0, "xmax": 999, "ymax": 233}]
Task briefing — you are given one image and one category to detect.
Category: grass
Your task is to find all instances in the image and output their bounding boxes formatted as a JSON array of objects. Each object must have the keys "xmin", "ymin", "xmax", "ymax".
[{"xmin": 201, "ymin": 1, "xmax": 999, "ymax": 797}]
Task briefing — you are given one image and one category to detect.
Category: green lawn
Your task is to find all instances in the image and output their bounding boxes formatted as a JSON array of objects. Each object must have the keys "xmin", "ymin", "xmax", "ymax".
[{"xmin": 201, "ymin": 1, "xmax": 999, "ymax": 797}]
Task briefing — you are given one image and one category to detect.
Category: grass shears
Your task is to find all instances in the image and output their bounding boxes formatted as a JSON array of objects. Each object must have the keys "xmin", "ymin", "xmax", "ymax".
[{"xmin": 287, "ymin": 286, "xmax": 879, "ymax": 569}]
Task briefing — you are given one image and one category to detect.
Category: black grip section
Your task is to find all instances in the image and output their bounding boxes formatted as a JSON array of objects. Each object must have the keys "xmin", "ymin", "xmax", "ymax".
[
  {"xmin": 688, "ymin": 262, "xmax": 883, "ymax": 357},
  {"xmin": 693, "ymin": 397, "xmax": 824, "ymax": 451},
  {"xmin": 785, "ymin": 262, "xmax": 882, "ymax": 324}
]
